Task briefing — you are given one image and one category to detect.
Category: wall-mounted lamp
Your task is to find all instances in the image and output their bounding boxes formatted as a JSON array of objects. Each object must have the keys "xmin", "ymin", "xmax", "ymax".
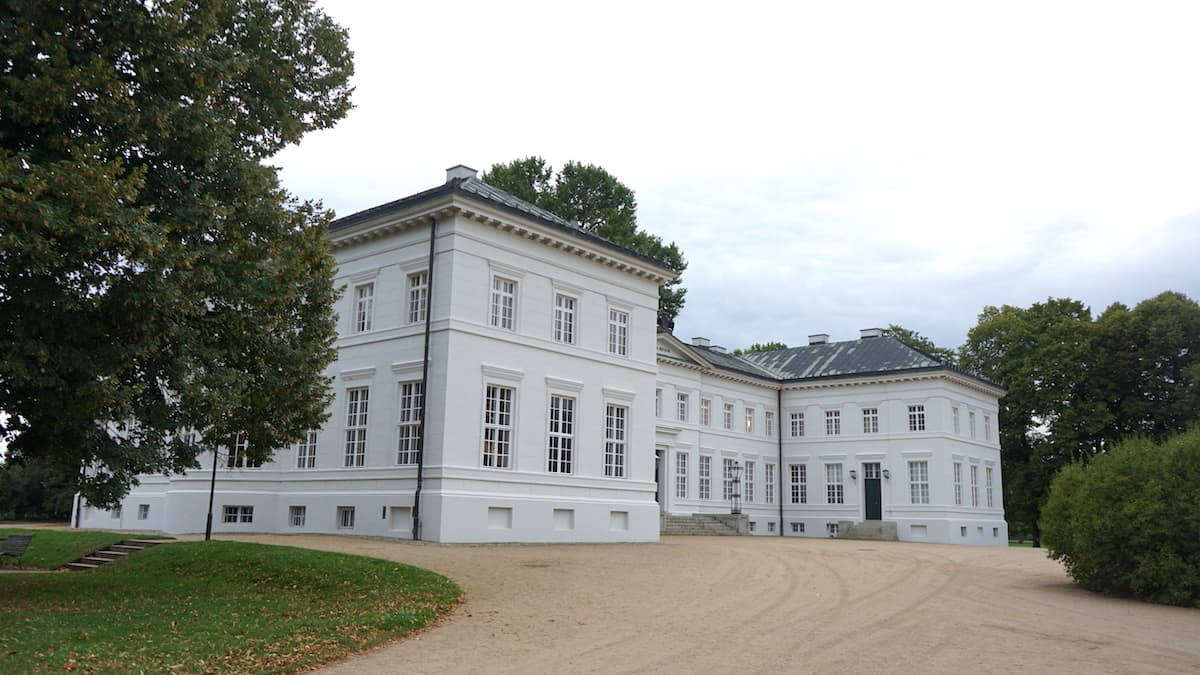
[
  {"xmin": 848, "ymin": 469, "xmax": 858, "ymax": 481},
  {"xmin": 882, "ymin": 468, "xmax": 891, "ymax": 480}
]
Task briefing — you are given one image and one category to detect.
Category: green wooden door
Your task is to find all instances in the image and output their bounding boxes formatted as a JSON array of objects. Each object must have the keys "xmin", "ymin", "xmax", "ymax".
[{"xmin": 864, "ymin": 462, "xmax": 882, "ymax": 520}]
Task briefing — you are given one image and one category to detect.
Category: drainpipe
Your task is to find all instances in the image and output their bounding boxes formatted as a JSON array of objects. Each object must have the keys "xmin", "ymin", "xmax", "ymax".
[
  {"xmin": 777, "ymin": 386, "xmax": 784, "ymax": 536},
  {"xmin": 411, "ymin": 217, "xmax": 436, "ymax": 541}
]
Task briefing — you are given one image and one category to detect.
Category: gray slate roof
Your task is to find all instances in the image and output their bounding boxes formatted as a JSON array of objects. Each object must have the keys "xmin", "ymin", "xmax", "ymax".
[
  {"xmin": 740, "ymin": 336, "xmax": 943, "ymax": 381},
  {"xmin": 687, "ymin": 344, "xmax": 783, "ymax": 380}
]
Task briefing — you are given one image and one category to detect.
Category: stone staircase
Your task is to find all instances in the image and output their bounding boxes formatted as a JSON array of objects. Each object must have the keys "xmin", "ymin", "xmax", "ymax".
[
  {"xmin": 836, "ymin": 520, "xmax": 898, "ymax": 541},
  {"xmin": 62, "ymin": 539, "xmax": 169, "ymax": 572},
  {"xmin": 661, "ymin": 513, "xmax": 749, "ymax": 536}
]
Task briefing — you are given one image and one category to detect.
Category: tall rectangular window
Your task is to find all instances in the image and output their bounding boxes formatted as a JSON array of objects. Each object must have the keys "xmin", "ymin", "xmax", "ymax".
[
  {"xmin": 723, "ymin": 403, "xmax": 734, "ymax": 430},
  {"xmin": 407, "ymin": 271, "xmax": 429, "ymax": 324},
  {"xmin": 677, "ymin": 392, "xmax": 689, "ymax": 422},
  {"xmin": 744, "ymin": 407, "xmax": 754, "ymax": 433},
  {"xmin": 699, "ymin": 455, "xmax": 712, "ymax": 500},
  {"xmin": 986, "ymin": 466, "xmax": 994, "ymax": 507},
  {"xmin": 553, "ymin": 293, "xmax": 575, "ymax": 344},
  {"xmin": 675, "ymin": 452, "xmax": 689, "ymax": 499},
  {"xmin": 765, "ymin": 411, "xmax": 775, "ymax": 437},
  {"xmin": 825, "ymin": 410, "xmax": 841, "ymax": 436},
  {"xmin": 138, "ymin": 504, "xmax": 149, "ymax": 520},
  {"xmin": 969, "ymin": 411, "xmax": 977, "ymax": 439},
  {"xmin": 656, "ymin": 388, "xmax": 662, "ymax": 417},
  {"xmin": 482, "ymin": 385, "xmax": 514, "ymax": 468},
  {"xmin": 744, "ymin": 461, "xmax": 755, "ymax": 503},
  {"xmin": 604, "ymin": 404, "xmax": 627, "ymax": 478},
  {"xmin": 971, "ymin": 465, "xmax": 979, "ymax": 506},
  {"xmin": 608, "ymin": 308, "xmax": 629, "ymax": 356},
  {"xmin": 984, "ymin": 415, "xmax": 992, "ymax": 442},
  {"xmin": 700, "ymin": 398, "xmax": 712, "ymax": 426},
  {"xmin": 765, "ymin": 463, "xmax": 775, "ymax": 504},
  {"xmin": 909, "ymin": 460, "xmax": 930, "ymax": 504},
  {"xmin": 296, "ymin": 430, "xmax": 317, "ymax": 469},
  {"xmin": 227, "ymin": 432, "xmax": 261, "ymax": 468},
  {"xmin": 547, "ymin": 395, "xmax": 575, "ymax": 474},
  {"xmin": 354, "ymin": 282, "xmax": 375, "ymax": 333},
  {"xmin": 722, "ymin": 458, "xmax": 736, "ymax": 501},
  {"xmin": 344, "ymin": 387, "xmax": 369, "ymax": 467},
  {"xmin": 790, "ymin": 464, "xmax": 807, "ymax": 504},
  {"xmin": 490, "ymin": 277, "xmax": 517, "ymax": 330},
  {"xmin": 791, "ymin": 412, "xmax": 805, "ymax": 437},
  {"xmin": 862, "ymin": 407, "xmax": 879, "ymax": 434},
  {"xmin": 908, "ymin": 404, "xmax": 926, "ymax": 431},
  {"xmin": 825, "ymin": 463, "xmax": 843, "ymax": 504},
  {"xmin": 953, "ymin": 406, "xmax": 961, "ymax": 434},
  {"xmin": 396, "ymin": 381, "xmax": 424, "ymax": 465},
  {"xmin": 953, "ymin": 461, "xmax": 963, "ymax": 506}
]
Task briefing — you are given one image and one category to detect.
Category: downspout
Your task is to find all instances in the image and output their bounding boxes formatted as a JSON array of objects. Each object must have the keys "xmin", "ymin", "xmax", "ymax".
[
  {"xmin": 412, "ymin": 217, "xmax": 436, "ymax": 541},
  {"xmin": 777, "ymin": 385, "xmax": 784, "ymax": 536}
]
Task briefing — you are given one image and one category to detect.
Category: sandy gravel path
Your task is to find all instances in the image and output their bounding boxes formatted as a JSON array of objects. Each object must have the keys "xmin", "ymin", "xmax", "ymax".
[{"xmin": 216, "ymin": 534, "xmax": 1200, "ymax": 674}]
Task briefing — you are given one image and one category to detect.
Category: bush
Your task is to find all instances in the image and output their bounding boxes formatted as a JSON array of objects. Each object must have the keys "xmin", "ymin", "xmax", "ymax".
[{"xmin": 1041, "ymin": 428, "xmax": 1200, "ymax": 606}]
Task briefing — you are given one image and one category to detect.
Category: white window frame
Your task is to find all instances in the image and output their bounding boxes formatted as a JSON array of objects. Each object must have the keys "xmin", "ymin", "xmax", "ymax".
[
  {"xmin": 337, "ymin": 506, "xmax": 355, "ymax": 529},
  {"xmin": 344, "ymin": 387, "xmax": 369, "ymax": 467},
  {"xmin": 984, "ymin": 415, "xmax": 992, "ymax": 442},
  {"xmin": 490, "ymin": 276, "xmax": 518, "ymax": 331},
  {"xmin": 483, "ymin": 384, "xmax": 515, "ymax": 469},
  {"xmin": 296, "ymin": 430, "xmax": 317, "ymax": 469},
  {"xmin": 744, "ymin": 407, "xmax": 754, "ymax": 433},
  {"xmin": 825, "ymin": 410, "xmax": 841, "ymax": 436},
  {"xmin": 908, "ymin": 404, "xmax": 926, "ymax": 432},
  {"xmin": 289, "ymin": 505, "xmax": 306, "ymax": 527},
  {"xmin": 909, "ymin": 460, "xmax": 930, "ymax": 504},
  {"xmin": 765, "ymin": 463, "xmax": 775, "ymax": 504},
  {"xmin": 353, "ymin": 281, "xmax": 375, "ymax": 333},
  {"xmin": 675, "ymin": 452, "xmax": 689, "ymax": 499},
  {"xmin": 699, "ymin": 455, "xmax": 712, "ymax": 500},
  {"xmin": 137, "ymin": 504, "xmax": 149, "ymax": 520},
  {"xmin": 722, "ymin": 458, "xmax": 736, "ymax": 501},
  {"xmin": 227, "ymin": 432, "xmax": 261, "ymax": 468},
  {"xmin": 407, "ymin": 270, "xmax": 429, "ymax": 325},
  {"xmin": 223, "ymin": 505, "xmax": 253, "ymax": 523},
  {"xmin": 655, "ymin": 388, "xmax": 662, "ymax": 418},
  {"xmin": 971, "ymin": 464, "xmax": 980, "ymax": 507},
  {"xmin": 862, "ymin": 407, "xmax": 879, "ymax": 434},
  {"xmin": 677, "ymin": 392, "xmax": 689, "ymax": 422},
  {"xmin": 953, "ymin": 406, "xmax": 961, "ymax": 434},
  {"xmin": 791, "ymin": 463, "xmax": 807, "ymax": 504},
  {"xmin": 604, "ymin": 403, "xmax": 627, "ymax": 478},
  {"xmin": 953, "ymin": 461, "xmax": 963, "ymax": 506},
  {"xmin": 553, "ymin": 292, "xmax": 576, "ymax": 344},
  {"xmin": 970, "ymin": 411, "xmax": 977, "ymax": 439},
  {"xmin": 744, "ymin": 461, "xmax": 755, "ymax": 503},
  {"xmin": 765, "ymin": 411, "xmax": 775, "ymax": 437},
  {"xmin": 700, "ymin": 398, "xmax": 712, "ymax": 427},
  {"xmin": 396, "ymin": 381, "xmax": 424, "ymax": 465},
  {"xmin": 986, "ymin": 466, "xmax": 994, "ymax": 507},
  {"xmin": 825, "ymin": 463, "xmax": 843, "ymax": 504},
  {"xmin": 723, "ymin": 403, "xmax": 734, "ymax": 430},
  {"xmin": 547, "ymin": 394, "xmax": 576, "ymax": 474},
  {"xmin": 790, "ymin": 412, "xmax": 804, "ymax": 437},
  {"xmin": 607, "ymin": 307, "xmax": 629, "ymax": 356}
]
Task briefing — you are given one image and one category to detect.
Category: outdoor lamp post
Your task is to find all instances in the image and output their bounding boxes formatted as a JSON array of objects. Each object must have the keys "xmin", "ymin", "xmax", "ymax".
[{"xmin": 730, "ymin": 461, "xmax": 743, "ymax": 515}]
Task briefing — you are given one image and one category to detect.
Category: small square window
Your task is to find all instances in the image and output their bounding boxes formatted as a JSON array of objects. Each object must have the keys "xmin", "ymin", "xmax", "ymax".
[
  {"xmin": 137, "ymin": 504, "xmax": 149, "ymax": 520},
  {"xmin": 338, "ymin": 506, "xmax": 356, "ymax": 529},
  {"xmin": 767, "ymin": 522, "xmax": 776, "ymax": 533},
  {"xmin": 960, "ymin": 526, "xmax": 968, "ymax": 537},
  {"xmin": 290, "ymin": 506, "xmax": 306, "ymax": 527}
]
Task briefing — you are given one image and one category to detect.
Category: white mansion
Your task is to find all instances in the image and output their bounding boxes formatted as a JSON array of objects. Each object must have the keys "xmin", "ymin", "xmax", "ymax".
[{"xmin": 74, "ymin": 166, "xmax": 1007, "ymax": 545}]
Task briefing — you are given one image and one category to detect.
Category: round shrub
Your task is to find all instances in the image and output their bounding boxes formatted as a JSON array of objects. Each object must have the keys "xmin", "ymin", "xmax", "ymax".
[{"xmin": 1041, "ymin": 428, "xmax": 1200, "ymax": 606}]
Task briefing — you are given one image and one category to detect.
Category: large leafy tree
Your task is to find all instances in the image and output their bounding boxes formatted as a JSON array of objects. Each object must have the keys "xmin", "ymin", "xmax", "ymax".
[
  {"xmin": 482, "ymin": 157, "xmax": 688, "ymax": 320},
  {"xmin": 0, "ymin": 1, "xmax": 353, "ymax": 507},
  {"xmin": 886, "ymin": 325, "xmax": 958, "ymax": 364},
  {"xmin": 732, "ymin": 341, "xmax": 789, "ymax": 356}
]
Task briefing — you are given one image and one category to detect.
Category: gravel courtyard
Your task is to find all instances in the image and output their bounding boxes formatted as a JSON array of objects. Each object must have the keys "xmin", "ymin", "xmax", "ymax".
[{"xmin": 218, "ymin": 534, "xmax": 1199, "ymax": 673}]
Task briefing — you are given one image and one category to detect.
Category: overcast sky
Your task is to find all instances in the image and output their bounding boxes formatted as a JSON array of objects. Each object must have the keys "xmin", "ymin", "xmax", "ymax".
[{"xmin": 274, "ymin": 0, "xmax": 1200, "ymax": 352}]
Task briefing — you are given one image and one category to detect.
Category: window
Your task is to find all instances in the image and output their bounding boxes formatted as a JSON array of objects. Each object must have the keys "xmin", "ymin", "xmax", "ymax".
[
  {"xmin": 909, "ymin": 460, "xmax": 930, "ymax": 504},
  {"xmin": 790, "ymin": 464, "xmax": 807, "ymax": 504},
  {"xmin": 354, "ymin": 282, "xmax": 375, "ymax": 333},
  {"xmin": 407, "ymin": 271, "xmax": 429, "ymax": 324},
  {"xmin": 722, "ymin": 458, "xmax": 736, "ymax": 501},
  {"xmin": 490, "ymin": 276, "xmax": 517, "ymax": 330},
  {"xmin": 827, "ymin": 522, "xmax": 840, "ymax": 536},
  {"xmin": 227, "ymin": 432, "xmax": 261, "ymax": 468},
  {"xmin": 223, "ymin": 505, "xmax": 253, "ymax": 523},
  {"xmin": 767, "ymin": 522, "xmax": 776, "ymax": 533},
  {"xmin": 723, "ymin": 403, "xmax": 734, "ymax": 430},
  {"xmin": 971, "ymin": 465, "xmax": 979, "ymax": 506},
  {"xmin": 675, "ymin": 452, "xmax": 689, "ymax": 499},
  {"xmin": 969, "ymin": 411, "xmax": 977, "ymax": 439},
  {"xmin": 953, "ymin": 406, "xmax": 960, "ymax": 434},
  {"xmin": 953, "ymin": 461, "xmax": 963, "ymax": 506},
  {"xmin": 677, "ymin": 392, "xmax": 689, "ymax": 422},
  {"xmin": 289, "ymin": 506, "xmax": 306, "ymax": 527},
  {"xmin": 961, "ymin": 526, "xmax": 968, "ymax": 537},
  {"xmin": 765, "ymin": 463, "xmax": 775, "ymax": 504},
  {"xmin": 744, "ymin": 461, "xmax": 755, "ymax": 503},
  {"xmin": 749, "ymin": 521, "xmax": 757, "ymax": 533},
  {"xmin": 337, "ymin": 506, "xmax": 355, "ymax": 529},
  {"xmin": 744, "ymin": 407, "xmax": 754, "ymax": 433},
  {"xmin": 825, "ymin": 463, "xmax": 843, "ymax": 504},
  {"xmin": 296, "ymin": 430, "xmax": 317, "ymax": 469},
  {"xmin": 765, "ymin": 411, "xmax": 775, "ymax": 437},
  {"xmin": 137, "ymin": 504, "xmax": 149, "ymax": 520},
  {"xmin": 699, "ymin": 455, "xmax": 712, "ymax": 500},
  {"xmin": 547, "ymin": 395, "xmax": 576, "ymax": 474},
  {"xmin": 984, "ymin": 415, "xmax": 992, "ymax": 442},
  {"xmin": 825, "ymin": 410, "xmax": 841, "ymax": 436},
  {"xmin": 862, "ymin": 407, "xmax": 879, "ymax": 434},
  {"xmin": 655, "ymin": 389, "xmax": 662, "ymax": 418},
  {"xmin": 908, "ymin": 405, "xmax": 926, "ymax": 432},
  {"xmin": 986, "ymin": 466, "xmax": 994, "ymax": 507},
  {"xmin": 993, "ymin": 527, "xmax": 1000, "ymax": 538},
  {"xmin": 396, "ymin": 381, "xmax": 424, "ymax": 465},
  {"xmin": 112, "ymin": 507, "xmax": 121, "ymax": 519},
  {"xmin": 344, "ymin": 387, "xmax": 369, "ymax": 467},
  {"xmin": 553, "ymin": 293, "xmax": 575, "ymax": 344},
  {"xmin": 790, "ymin": 412, "xmax": 805, "ymax": 437},
  {"xmin": 607, "ymin": 308, "xmax": 629, "ymax": 356},
  {"xmin": 482, "ymin": 385, "xmax": 514, "ymax": 468},
  {"xmin": 604, "ymin": 404, "xmax": 627, "ymax": 478},
  {"xmin": 700, "ymin": 398, "xmax": 712, "ymax": 426},
  {"xmin": 792, "ymin": 522, "xmax": 805, "ymax": 533}
]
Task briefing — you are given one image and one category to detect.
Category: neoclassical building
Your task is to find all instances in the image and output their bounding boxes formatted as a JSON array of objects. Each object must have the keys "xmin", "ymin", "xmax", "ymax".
[{"xmin": 74, "ymin": 165, "xmax": 1006, "ymax": 545}]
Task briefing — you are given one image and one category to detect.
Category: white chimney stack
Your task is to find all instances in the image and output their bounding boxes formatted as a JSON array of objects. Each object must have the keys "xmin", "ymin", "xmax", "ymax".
[
  {"xmin": 446, "ymin": 164, "xmax": 477, "ymax": 183},
  {"xmin": 860, "ymin": 328, "xmax": 883, "ymax": 339},
  {"xmin": 691, "ymin": 337, "xmax": 711, "ymax": 348},
  {"xmin": 809, "ymin": 333, "xmax": 829, "ymax": 345}
]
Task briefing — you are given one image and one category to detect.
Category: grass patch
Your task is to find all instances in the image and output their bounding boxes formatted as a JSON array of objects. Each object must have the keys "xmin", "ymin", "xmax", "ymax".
[
  {"xmin": 0, "ymin": 528, "xmax": 169, "ymax": 569},
  {"xmin": 1008, "ymin": 540, "xmax": 1034, "ymax": 547},
  {"xmin": 0, "ymin": 540, "xmax": 462, "ymax": 673}
]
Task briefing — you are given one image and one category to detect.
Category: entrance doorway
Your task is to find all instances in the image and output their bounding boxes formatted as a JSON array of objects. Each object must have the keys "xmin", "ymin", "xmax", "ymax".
[{"xmin": 863, "ymin": 462, "xmax": 882, "ymax": 520}]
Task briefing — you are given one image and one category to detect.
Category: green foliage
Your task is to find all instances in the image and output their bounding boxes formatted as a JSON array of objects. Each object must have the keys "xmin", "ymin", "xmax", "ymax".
[
  {"xmin": 0, "ymin": 1, "xmax": 354, "ymax": 506},
  {"xmin": 0, "ymin": 457, "xmax": 75, "ymax": 520},
  {"xmin": 732, "ymin": 341, "xmax": 789, "ymax": 356},
  {"xmin": 0, "ymin": 539, "xmax": 461, "ymax": 672},
  {"xmin": 482, "ymin": 157, "xmax": 688, "ymax": 320},
  {"xmin": 1041, "ymin": 428, "xmax": 1200, "ymax": 606},
  {"xmin": 0, "ymin": 527, "xmax": 169, "ymax": 569},
  {"xmin": 886, "ymin": 325, "xmax": 958, "ymax": 364}
]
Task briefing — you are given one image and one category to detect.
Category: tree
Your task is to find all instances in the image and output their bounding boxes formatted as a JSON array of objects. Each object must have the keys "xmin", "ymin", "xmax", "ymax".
[
  {"xmin": 732, "ymin": 341, "xmax": 789, "ymax": 356},
  {"xmin": 481, "ymin": 157, "xmax": 688, "ymax": 320},
  {"xmin": 0, "ymin": 1, "xmax": 353, "ymax": 507},
  {"xmin": 886, "ymin": 325, "xmax": 957, "ymax": 364}
]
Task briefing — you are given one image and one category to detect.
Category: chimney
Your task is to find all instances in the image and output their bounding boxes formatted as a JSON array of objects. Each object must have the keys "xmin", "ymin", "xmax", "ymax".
[
  {"xmin": 691, "ymin": 337, "xmax": 711, "ymax": 348},
  {"xmin": 446, "ymin": 164, "xmax": 477, "ymax": 183},
  {"xmin": 808, "ymin": 333, "xmax": 829, "ymax": 346},
  {"xmin": 710, "ymin": 345, "xmax": 727, "ymax": 354},
  {"xmin": 860, "ymin": 327, "xmax": 883, "ymax": 339}
]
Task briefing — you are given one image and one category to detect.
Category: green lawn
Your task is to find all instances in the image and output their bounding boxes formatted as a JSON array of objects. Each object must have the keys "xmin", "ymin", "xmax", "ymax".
[
  {"xmin": 0, "ymin": 539, "xmax": 461, "ymax": 673},
  {"xmin": 0, "ymin": 527, "xmax": 171, "ymax": 569}
]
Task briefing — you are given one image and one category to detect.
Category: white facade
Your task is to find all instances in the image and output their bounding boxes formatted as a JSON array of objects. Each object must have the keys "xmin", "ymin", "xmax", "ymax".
[{"xmin": 75, "ymin": 166, "xmax": 1006, "ymax": 546}]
